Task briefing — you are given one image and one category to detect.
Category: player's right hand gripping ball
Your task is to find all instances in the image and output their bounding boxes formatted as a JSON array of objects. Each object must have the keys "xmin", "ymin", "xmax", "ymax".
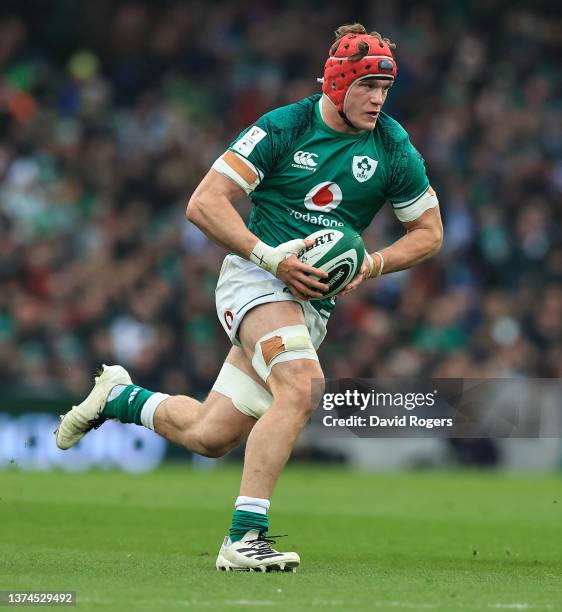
[{"xmin": 299, "ymin": 228, "xmax": 365, "ymax": 299}]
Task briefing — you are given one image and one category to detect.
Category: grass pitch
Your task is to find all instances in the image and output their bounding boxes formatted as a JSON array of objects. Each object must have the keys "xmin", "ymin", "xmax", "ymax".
[{"xmin": 0, "ymin": 466, "xmax": 560, "ymax": 611}]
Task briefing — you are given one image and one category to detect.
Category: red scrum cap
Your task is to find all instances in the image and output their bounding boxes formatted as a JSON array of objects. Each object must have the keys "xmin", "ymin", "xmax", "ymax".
[{"xmin": 322, "ymin": 32, "xmax": 397, "ymax": 113}]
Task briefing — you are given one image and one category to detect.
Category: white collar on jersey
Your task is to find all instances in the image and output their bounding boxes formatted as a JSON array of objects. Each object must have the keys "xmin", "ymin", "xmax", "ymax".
[{"xmin": 319, "ymin": 95, "xmax": 326, "ymax": 121}]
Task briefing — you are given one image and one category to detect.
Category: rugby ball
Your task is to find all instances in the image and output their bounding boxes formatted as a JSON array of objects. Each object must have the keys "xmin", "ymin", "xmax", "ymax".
[{"xmin": 299, "ymin": 228, "xmax": 365, "ymax": 299}]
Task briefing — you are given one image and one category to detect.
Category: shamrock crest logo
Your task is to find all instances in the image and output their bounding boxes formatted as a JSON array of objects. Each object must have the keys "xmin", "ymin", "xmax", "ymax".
[
  {"xmin": 352, "ymin": 155, "xmax": 378, "ymax": 183},
  {"xmin": 358, "ymin": 158, "xmax": 371, "ymax": 171}
]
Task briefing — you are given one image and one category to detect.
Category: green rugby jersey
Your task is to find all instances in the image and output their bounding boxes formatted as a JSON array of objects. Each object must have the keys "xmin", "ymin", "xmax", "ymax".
[{"xmin": 224, "ymin": 93, "xmax": 430, "ymax": 315}]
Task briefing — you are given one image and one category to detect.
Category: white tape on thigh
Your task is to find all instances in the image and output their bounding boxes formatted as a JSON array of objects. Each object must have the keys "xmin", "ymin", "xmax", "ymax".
[
  {"xmin": 251, "ymin": 324, "xmax": 318, "ymax": 382},
  {"xmin": 212, "ymin": 362, "xmax": 273, "ymax": 420}
]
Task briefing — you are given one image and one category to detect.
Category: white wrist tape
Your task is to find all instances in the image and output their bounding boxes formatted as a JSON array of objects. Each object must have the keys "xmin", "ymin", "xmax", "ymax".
[
  {"xmin": 249, "ymin": 239, "xmax": 306, "ymax": 276},
  {"xmin": 374, "ymin": 251, "xmax": 384, "ymax": 277},
  {"xmin": 364, "ymin": 251, "xmax": 375, "ymax": 278}
]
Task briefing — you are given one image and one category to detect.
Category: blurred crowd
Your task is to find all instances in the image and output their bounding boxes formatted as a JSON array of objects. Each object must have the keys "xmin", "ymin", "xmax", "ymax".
[{"xmin": 0, "ymin": 0, "xmax": 560, "ymax": 399}]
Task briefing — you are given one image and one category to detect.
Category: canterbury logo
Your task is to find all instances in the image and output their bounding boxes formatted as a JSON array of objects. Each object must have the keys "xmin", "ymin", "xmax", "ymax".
[
  {"xmin": 293, "ymin": 150, "xmax": 318, "ymax": 167},
  {"xmin": 128, "ymin": 387, "xmax": 141, "ymax": 405}
]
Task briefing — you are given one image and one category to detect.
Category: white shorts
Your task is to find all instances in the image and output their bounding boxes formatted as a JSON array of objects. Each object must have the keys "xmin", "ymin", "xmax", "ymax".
[{"xmin": 215, "ymin": 254, "xmax": 328, "ymax": 350}]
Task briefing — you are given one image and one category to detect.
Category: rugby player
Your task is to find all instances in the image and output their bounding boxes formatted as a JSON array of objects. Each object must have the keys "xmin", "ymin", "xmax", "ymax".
[{"xmin": 56, "ymin": 23, "xmax": 443, "ymax": 572}]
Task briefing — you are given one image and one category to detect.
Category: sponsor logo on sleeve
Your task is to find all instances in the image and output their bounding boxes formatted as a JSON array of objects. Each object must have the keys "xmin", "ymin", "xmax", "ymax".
[
  {"xmin": 352, "ymin": 155, "xmax": 378, "ymax": 182},
  {"xmin": 232, "ymin": 126, "xmax": 267, "ymax": 157}
]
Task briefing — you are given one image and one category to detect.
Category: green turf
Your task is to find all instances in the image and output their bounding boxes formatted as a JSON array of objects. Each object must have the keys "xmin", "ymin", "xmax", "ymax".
[{"xmin": 0, "ymin": 466, "xmax": 560, "ymax": 611}]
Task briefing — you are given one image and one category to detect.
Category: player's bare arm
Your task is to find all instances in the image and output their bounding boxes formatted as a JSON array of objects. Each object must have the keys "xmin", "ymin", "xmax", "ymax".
[
  {"xmin": 187, "ymin": 170, "xmax": 329, "ymax": 300},
  {"xmin": 377, "ymin": 204, "xmax": 443, "ymax": 273},
  {"xmin": 187, "ymin": 169, "xmax": 260, "ymax": 257},
  {"xmin": 342, "ymin": 198, "xmax": 443, "ymax": 295}
]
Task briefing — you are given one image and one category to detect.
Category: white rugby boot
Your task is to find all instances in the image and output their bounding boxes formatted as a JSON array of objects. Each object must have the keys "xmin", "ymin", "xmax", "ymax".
[
  {"xmin": 55, "ymin": 364, "xmax": 132, "ymax": 450},
  {"xmin": 216, "ymin": 530, "xmax": 300, "ymax": 573}
]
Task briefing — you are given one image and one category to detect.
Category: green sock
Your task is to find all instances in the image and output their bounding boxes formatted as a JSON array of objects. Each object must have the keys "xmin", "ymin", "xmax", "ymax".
[
  {"xmin": 229, "ymin": 510, "xmax": 269, "ymax": 543},
  {"xmin": 103, "ymin": 385, "xmax": 155, "ymax": 425}
]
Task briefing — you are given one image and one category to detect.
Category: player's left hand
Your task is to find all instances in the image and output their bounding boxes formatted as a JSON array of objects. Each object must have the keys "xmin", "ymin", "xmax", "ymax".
[{"xmin": 340, "ymin": 254, "xmax": 372, "ymax": 296}]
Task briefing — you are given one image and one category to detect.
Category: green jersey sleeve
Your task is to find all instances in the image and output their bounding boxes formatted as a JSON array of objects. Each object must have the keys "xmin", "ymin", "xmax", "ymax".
[
  {"xmin": 227, "ymin": 96, "xmax": 318, "ymax": 180},
  {"xmin": 228, "ymin": 118, "xmax": 276, "ymax": 178},
  {"xmin": 385, "ymin": 133, "xmax": 430, "ymax": 210}
]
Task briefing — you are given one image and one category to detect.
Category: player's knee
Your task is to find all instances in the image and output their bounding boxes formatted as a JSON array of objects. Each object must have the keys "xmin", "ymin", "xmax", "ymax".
[{"xmin": 271, "ymin": 359, "xmax": 324, "ymax": 418}]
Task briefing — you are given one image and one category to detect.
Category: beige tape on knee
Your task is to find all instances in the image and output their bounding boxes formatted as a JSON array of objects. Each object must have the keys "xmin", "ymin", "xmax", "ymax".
[
  {"xmin": 251, "ymin": 324, "xmax": 318, "ymax": 382},
  {"xmin": 212, "ymin": 362, "xmax": 273, "ymax": 420}
]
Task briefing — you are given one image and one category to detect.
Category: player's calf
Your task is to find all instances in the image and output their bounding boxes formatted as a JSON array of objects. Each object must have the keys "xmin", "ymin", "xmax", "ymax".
[
  {"xmin": 56, "ymin": 362, "xmax": 258, "ymax": 457},
  {"xmin": 187, "ymin": 425, "xmax": 245, "ymax": 458},
  {"xmin": 154, "ymin": 387, "xmax": 257, "ymax": 456}
]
